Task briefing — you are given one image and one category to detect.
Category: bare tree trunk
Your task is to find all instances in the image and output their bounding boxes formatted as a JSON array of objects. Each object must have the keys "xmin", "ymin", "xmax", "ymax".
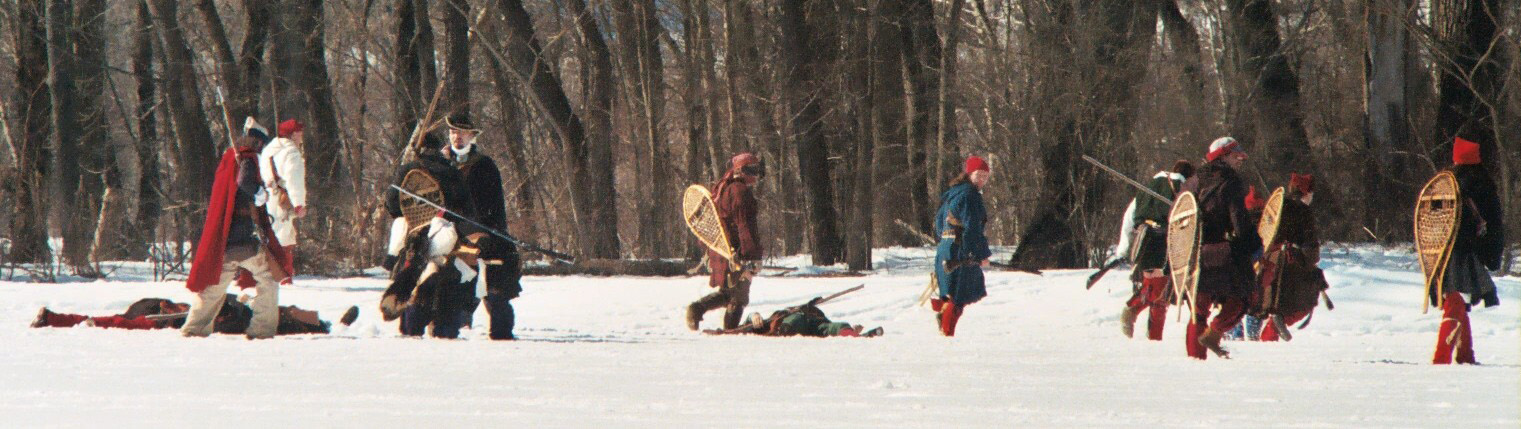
[
  {"xmin": 192, "ymin": 0, "xmax": 246, "ymax": 121},
  {"xmin": 442, "ymin": 0, "xmax": 470, "ymax": 120},
  {"xmin": 74, "ymin": 0, "xmax": 128, "ymax": 262},
  {"xmin": 191, "ymin": 0, "xmax": 270, "ymax": 122},
  {"xmin": 6, "ymin": 0, "xmax": 52, "ymax": 263},
  {"xmin": 415, "ymin": 0, "xmax": 438, "ymax": 111},
  {"xmin": 489, "ymin": 0, "xmax": 620, "ymax": 259},
  {"xmin": 626, "ymin": 0, "xmax": 670, "ymax": 258},
  {"xmin": 936, "ymin": 0, "xmax": 966, "ymax": 198},
  {"xmin": 394, "ymin": 0, "xmax": 420, "ymax": 145},
  {"xmin": 1431, "ymin": 0, "xmax": 1505, "ymax": 163},
  {"xmin": 130, "ymin": 0, "xmax": 162, "ymax": 259},
  {"xmin": 267, "ymin": 0, "xmax": 352, "ymax": 270},
  {"xmin": 1009, "ymin": 0, "xmax": 1154, "ymax": 269},
  {"xmin": 780, "ymin": 0, "xmax": 842, "ymax": 265},
  {"xmin": 562, "ymin": 0, "xmax": 621, "ymax": 259},
  {"xmin": 147, "ymin": 0, "xmax": 219, "ymax": 227},
  {"xmin": 485, "ymin": 53, "xmax": 539, "ymax": 243},
  {"xmin": 1227, "ymin": 0, "xmax": 1314, "ymax": 176},
  {"xmin": 846, "ymin": 3, "xmax": 876, "ymax": 271},
  {"xmin": 903, "ymin": 0, "xmax": 940, "ymax": 238},
  {"xmin": 1365, "ymin": 0, "xmax": 1416, "ymax": 241},
  {"xmin": 238, "ymin": 0, "xmax": 272, "ymax": 119},
  {"xmin": 46, "ymin": 0, "xmax": 95, "ymax": 272}
]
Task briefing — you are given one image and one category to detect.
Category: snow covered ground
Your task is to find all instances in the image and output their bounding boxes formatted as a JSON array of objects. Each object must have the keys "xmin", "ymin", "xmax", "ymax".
[{"xmin": 2, "ymin": 245, "xmax": 1517, "ymax": 428}]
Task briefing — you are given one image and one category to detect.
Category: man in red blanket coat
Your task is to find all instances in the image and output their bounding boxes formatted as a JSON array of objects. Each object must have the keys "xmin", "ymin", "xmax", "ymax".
[{"xmin": 181, "ymin": 135, "xmax": 291, "ymax": 340}]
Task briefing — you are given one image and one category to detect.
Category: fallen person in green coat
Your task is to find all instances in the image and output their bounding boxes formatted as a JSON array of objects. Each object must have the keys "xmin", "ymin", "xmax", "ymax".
[{"xmin": 708, "ymin": 303, "xmax": 883, "ymax": 337}]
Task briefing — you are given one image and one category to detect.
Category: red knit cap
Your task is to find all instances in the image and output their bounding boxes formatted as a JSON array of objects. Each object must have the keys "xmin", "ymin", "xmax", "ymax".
[
  {"xmin": 730, "ymin": 152, "xmax": 759, "ymax": 170},
  {"xmin": 964, "ymin": 156, "xmax": 990, "ymax": 174},
  {"xmin": 1289, "ymin": 173, "xmax": 1314, "ymax": 195},
  {"xmin": 1244, "ymin": 186, "xmax": 1266, "ymax": 211},
  {"xmin": 278, "ymin": 119, "xmax": 304, "ymax": 138},
  {"xmin": 1452, "ymin": 137, "xmax": 1481, "ymax": 165}
]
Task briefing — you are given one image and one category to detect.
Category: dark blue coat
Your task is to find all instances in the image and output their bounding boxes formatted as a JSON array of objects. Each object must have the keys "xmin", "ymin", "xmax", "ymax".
[{"xmin": 934, "ymin": 182, "xmax": 992, "ymax": 305}]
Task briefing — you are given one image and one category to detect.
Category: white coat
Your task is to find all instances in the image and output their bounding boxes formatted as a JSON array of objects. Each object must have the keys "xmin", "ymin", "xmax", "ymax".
[{"xmin": 259, "ymin": 137, "xmax": 307, "ymax": 246}]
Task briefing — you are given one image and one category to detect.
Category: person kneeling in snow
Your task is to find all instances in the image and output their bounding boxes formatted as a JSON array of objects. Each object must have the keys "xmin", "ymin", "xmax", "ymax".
[
  {"xmin": 713, "ymin": 303, "xmax": 883, "ymax": 338},
  {"xmin": 181, "ymin": 133, "xmax": 292, "ymax": 340},
  {"xmin": 379, "ymin": 216, "xmax": 486, "ymax": 339},
  {"xmin": 380, "ymin": 132, "xmax": 480, "ymax": 339},
  {"xmin": 32, "ymin": 295, "xmax": 357, "ymax": 335}
]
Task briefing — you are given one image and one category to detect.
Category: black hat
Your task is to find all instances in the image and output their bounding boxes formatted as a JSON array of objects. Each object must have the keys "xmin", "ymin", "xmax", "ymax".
[{"xmin": 445, "ymin": 115, "xmax": 479, "ymax": 133}]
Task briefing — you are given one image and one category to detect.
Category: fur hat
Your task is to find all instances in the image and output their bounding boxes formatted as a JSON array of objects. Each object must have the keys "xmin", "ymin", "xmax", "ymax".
[
  {"xmin": 1452, "ymin": 136, "xmax": 1481, "ymax": 165},
  {"xmin": 244, "ymin": 117, "xmax": 272, "ymax": 143},
  {"xmin": 418, "ymin": 132, "xmax": 446, "ymax": 151},
  {"xmin": 1289, "ymin": 173, "xmax": 1314, "ymax": 195},
  {"xmin": 1206, "ymin": 136, "xmax": 1245, "ymax": 162}
]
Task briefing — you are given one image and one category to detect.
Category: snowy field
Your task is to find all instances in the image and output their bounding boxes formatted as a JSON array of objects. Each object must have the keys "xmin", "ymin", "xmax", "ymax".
[{"xmin": 3, "ymin": 245, "xmax": 1517, "ymax": 428}]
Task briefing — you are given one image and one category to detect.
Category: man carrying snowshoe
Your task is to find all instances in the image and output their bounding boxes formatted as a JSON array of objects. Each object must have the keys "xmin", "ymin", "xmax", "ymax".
[
  {"xmin": 1119, "ymin": 160, "xmax": 1192, "ymax": 341},
  {"xmin": 1256, "ymin": 173, "xmax": 1329, "ymax": 342},
  {"xmin": 687, "ymin": 153, "xmax": 765, "ymax": 331},
  {"xmin": 1430, "ymin": 137, "xmax": 1503, "ymax": 365},
  {"xmin": 381, "ymin": 132, "xmax": 477, "ymax": 339},
  {"xmin": 444, "ymin": 115, "xmax": 522, "ymax": 340},
  {"xmin": 1180, "ymin": 137, "xmax": 1261, "ymax": 359},
  {"xmin": 33, "ymin": 295, "xmax": 357, "ymax": 335},
  {"xmin": 181, "ymin": 132, "xmax": 292, "ymax": 340}
]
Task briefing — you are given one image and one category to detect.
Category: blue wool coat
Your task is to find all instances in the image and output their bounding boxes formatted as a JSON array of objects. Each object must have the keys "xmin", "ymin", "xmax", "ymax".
[{"xmin": 934, "ymin": 182, "xmax": 992, "ymax": 305}]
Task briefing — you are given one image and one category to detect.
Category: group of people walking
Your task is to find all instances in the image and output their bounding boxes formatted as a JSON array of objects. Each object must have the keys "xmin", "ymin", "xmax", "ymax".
[
  {"xmin": 1099, "ymin": 136, "xmax": 1502, "ymax": 363},
  {"xmin": 28, "ymin": 110, "xmax": 1504, "ymax": 364}
]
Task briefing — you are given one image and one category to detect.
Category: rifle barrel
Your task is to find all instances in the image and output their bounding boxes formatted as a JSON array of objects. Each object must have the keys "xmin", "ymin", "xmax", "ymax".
[
  {"xmin": 1081, "ymin": 155, "xmax": 1174, "ymax": 205},
  {"xmin": 390, "ymin": 185, "xmax": 576, "ymax": 264}
]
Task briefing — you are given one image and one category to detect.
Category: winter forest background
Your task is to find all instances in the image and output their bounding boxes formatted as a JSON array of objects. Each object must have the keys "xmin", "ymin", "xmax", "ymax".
[{"xmin": 0, "ymin": 0, "xmax": 1516, "ymax": 280}]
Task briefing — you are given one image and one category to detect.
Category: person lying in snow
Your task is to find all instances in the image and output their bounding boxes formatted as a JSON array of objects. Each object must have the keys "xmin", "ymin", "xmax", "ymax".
[
  {"xmin": 31, "ymin": 295, "xmax": 358, "ymax": 335},
  {"xmin": 709, "ymin": 303, "xmax": 883, "ymax": 337}
]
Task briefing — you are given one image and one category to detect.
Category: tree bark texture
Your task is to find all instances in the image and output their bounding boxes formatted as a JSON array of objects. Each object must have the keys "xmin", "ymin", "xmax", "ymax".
[
  {"xmin": 6, "ymin": 0, "xmax": 52, "ymax": 263},
  {"xmin": 490, "ymin": 0, "xmax": 620, "ymax": 259},
  {"xmin": 1227, "ymin": 0, "xmax": 1314, "ymax": 177},
  {"xmin": 780, "ymin": 0, "xmax": 843, "ymax": 266}
]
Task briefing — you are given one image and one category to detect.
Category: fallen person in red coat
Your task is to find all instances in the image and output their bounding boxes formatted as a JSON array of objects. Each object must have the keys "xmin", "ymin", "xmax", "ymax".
[{"xmin": 31, "ymin": 295, "xmax": 358, "ymax": 335}]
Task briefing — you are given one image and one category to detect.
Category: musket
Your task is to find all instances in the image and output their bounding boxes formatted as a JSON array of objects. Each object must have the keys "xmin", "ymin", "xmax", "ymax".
[
  {"xmin": 214, "ymin": 87, "xmax": 237, "ymax": 149},
  {"xmin": 1084, "ymin": 258, "xmax": 1125, "ymax": 290},
  {"xmin": 943, "ymin": 258, "xmax": 1042, "ymax": 275},
  {"xmin": 1082, "ymin": 155, "xmax": 1173, "ymax": 205},
  {"xmin": 390, "ymin": 184, "xmax": 576, "ymax": 264}
]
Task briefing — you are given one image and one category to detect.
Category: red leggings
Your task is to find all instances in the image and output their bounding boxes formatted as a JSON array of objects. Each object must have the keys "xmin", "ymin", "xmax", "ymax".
[
  {"xmin": 1433, "ymin": 291, "xmax": 1476, "ymax": 365},
  {"xmin": 1258, "ymin": 310, "xmax": 1310, "ymax": 342},
  {"xmin": 1125, "ymin": 276, "xmax": 1170, "ymax": 341},
  {"xmin": 931, "ymin": 299, "xmax": 966, "ymax": 337},
  {"xmin": 39, "ymin": 312, "xmax": 160, "ymax": 330},
  {"xmin": 1185, "ymin": 289, "xmax": 1246, "ymax": 360}
]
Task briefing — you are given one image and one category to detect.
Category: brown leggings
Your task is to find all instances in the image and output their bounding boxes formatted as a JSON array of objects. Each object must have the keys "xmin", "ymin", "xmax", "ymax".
[{"xmin": 689, "ymin": 275, "xmax": 752, "ymax": 330}]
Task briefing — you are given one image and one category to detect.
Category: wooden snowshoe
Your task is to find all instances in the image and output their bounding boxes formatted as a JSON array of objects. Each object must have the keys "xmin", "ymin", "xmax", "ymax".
[
  {"xmin": 1414, "ymin": 171, "xmax": 1461, "ymax": 314},
  {"xmin": 682, "ymin": 184, "xmax": 739, "ymax": 270},
  {"xmin": 1166, "ymin": 192, "xmax": 1202, "ymax": 319}
]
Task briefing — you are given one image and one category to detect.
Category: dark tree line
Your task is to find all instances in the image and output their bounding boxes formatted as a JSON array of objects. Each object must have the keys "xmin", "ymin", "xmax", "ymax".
[{"xmin": 0, "ymin": 0, "xmax": 1516, "ymax": 278}]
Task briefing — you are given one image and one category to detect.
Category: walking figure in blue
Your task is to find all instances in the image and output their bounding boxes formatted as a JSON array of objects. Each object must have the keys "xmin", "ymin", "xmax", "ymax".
[{"xmin": 931, "ymin": 156, "xmax": 993, "ymax": 336}]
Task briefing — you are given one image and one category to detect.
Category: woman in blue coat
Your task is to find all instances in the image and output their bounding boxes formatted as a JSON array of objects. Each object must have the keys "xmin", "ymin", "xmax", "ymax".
[{"xmin": 931, "ymin": 156, "xmax": 993, "ymax": 336}]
